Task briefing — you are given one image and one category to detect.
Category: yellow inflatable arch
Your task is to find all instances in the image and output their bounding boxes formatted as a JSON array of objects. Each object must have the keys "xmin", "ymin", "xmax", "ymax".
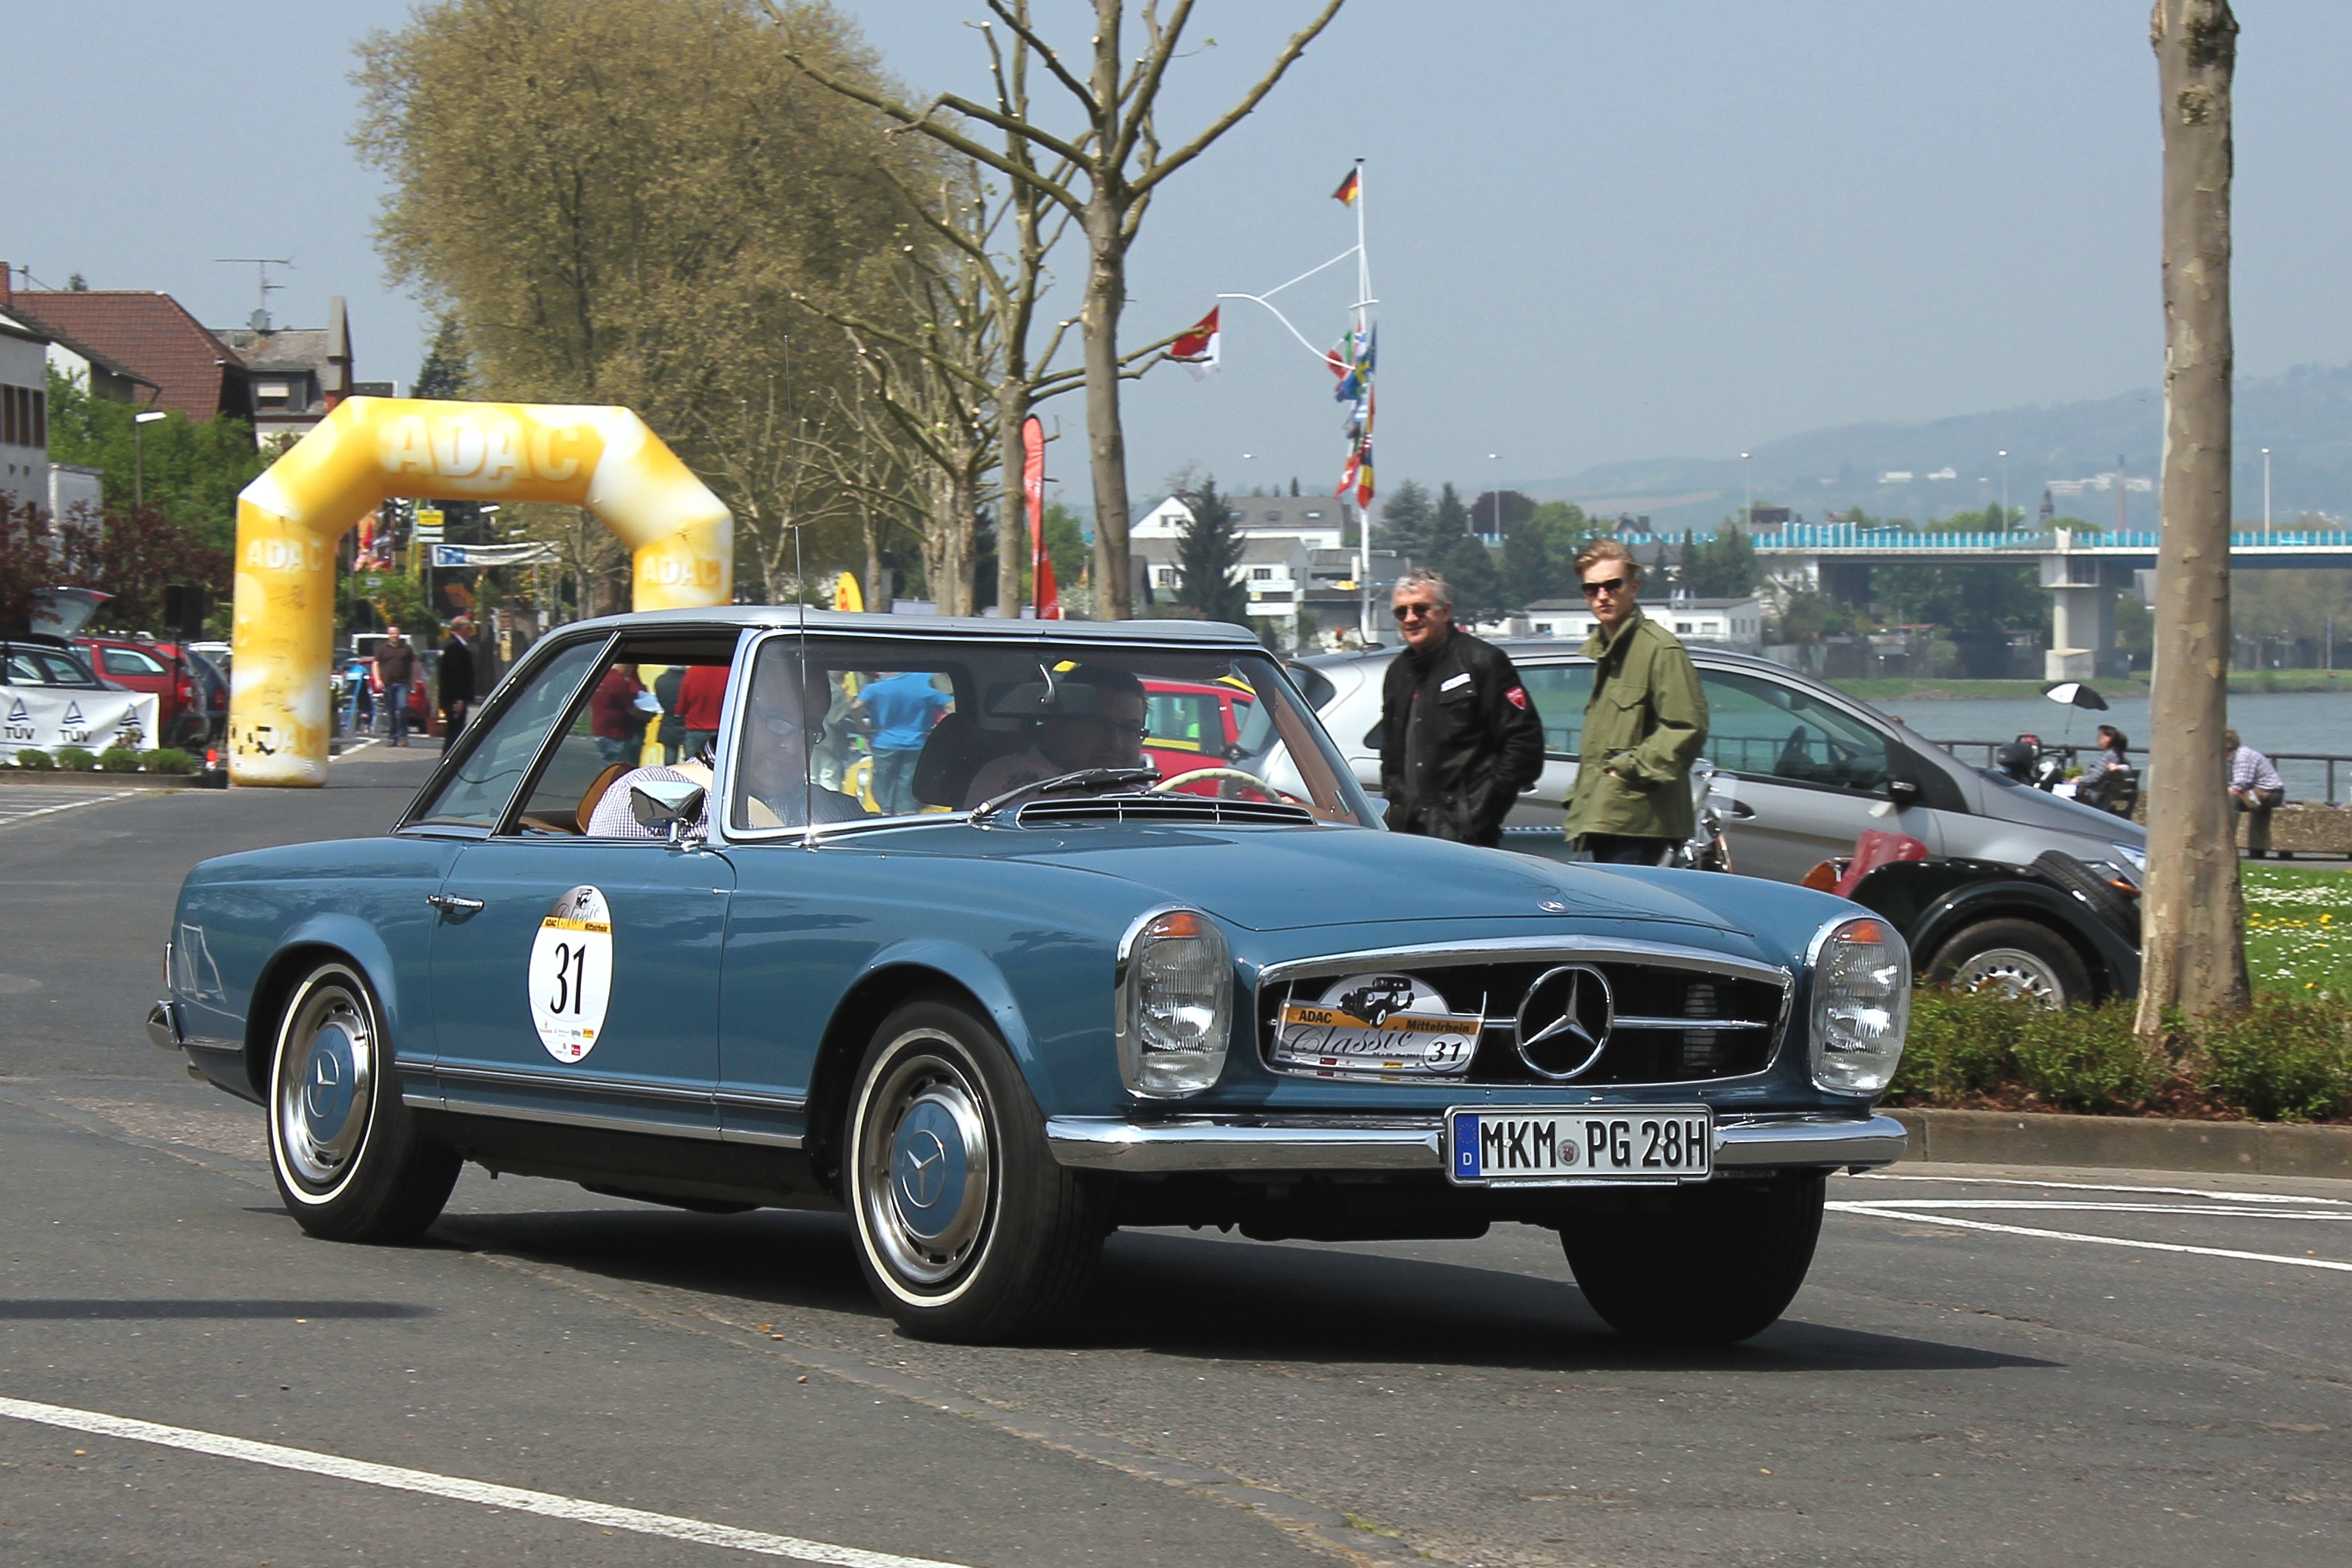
[{"xmin": 227, "ymin": 396, "xmax": 732, "ymax": 786}]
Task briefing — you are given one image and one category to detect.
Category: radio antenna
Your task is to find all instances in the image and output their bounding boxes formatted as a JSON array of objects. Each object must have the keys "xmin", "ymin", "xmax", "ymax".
[{"xmin": 793, "ymin": 519, "xmax": 813, "ymax": 843}]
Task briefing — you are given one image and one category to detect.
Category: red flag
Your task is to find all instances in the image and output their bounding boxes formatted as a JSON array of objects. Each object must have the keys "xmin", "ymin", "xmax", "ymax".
[
  {"xmin": 1170, "ymin": 306, "xmax": 1219, "ymax": 380},
  {"xmin": 1024, "ymin": 415, "xmax": 1058, "ymax": 619}
]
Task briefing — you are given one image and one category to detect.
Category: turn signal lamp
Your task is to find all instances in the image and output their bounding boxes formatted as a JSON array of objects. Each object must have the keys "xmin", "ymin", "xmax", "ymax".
[
  {"xmin": 1117, "ymin": 908, "xmax": 1232, "ymax": 1097},
  {"xmin": 1810, "ymin": 914, "xmax": 1909, "ymax": 1095}
]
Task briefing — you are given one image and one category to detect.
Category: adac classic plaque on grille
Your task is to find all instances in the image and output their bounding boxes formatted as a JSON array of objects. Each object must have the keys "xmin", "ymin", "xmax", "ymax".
[{"xmin": 1270, "ymin": 973, "xmax": 1482, "ymax": 1081}]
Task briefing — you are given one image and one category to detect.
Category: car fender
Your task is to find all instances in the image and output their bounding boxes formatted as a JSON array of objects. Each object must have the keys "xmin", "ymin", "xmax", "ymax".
[
  {"xmin": 849, "ymin": 934, "xmax": 1069, "ymax": 1101},
  {"xmin": 1896, "ymin": 877, "xmax": 2139, "ymax": 999},
  {"xmin": 269, "ymin": 911, "xmax": 418, "ymax": 1054}
]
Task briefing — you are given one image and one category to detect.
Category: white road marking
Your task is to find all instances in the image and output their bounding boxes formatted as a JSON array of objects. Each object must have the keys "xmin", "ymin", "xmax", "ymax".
[
  {"xmin": 0, "ymin": 1395, "xmax": 969, "ymax": 1568},
  {"xmin": 1852, "ymin": 1171, "xmax": 2352, "ymax": 1207},
  {"xmin": 1826, "ymin": 1203, "xmax": 2352, "ymax": 1272},
  {"xmin": 0, "ymin": 788, "xmax": 141, "ymax": 827},
  {"xmin": 1843, "ymin": 1200, "xmax": 2352, "ymax": 1222}
]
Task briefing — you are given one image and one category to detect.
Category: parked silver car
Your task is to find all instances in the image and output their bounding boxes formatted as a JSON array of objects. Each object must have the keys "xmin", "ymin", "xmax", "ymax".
[{"xmin": 1294, "ymin": 642, "xmax": 2148, "ymax": 1002}]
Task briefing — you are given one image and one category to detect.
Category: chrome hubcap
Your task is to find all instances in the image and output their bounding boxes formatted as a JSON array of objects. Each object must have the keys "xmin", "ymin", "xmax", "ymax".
[
  {"xmin": 275, "ymin": 980, "xmax": 376, "ymax": 1192},
  {"xmin": 858, "ymin": 1036, "xmax": 992, "ymax": 1288},
  {"xmin": 1953, "ymin": 948, "xmax": 2063, "ymax": 1008}
]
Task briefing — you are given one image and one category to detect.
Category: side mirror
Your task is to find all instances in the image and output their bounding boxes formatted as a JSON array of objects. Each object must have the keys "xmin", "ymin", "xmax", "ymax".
[
  {"xmin": 1886, "ymin": 778, "xmax": 1922, "ymax": 806},
  {"xmin": 630, "ymin": 779, "xmax": 707, "ymax": 845}
]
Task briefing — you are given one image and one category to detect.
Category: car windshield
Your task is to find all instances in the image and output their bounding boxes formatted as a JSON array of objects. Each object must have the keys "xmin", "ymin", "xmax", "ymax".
[{"xmin": 729, "ymin": 634, "xmax": 1374, "ymax": 832}]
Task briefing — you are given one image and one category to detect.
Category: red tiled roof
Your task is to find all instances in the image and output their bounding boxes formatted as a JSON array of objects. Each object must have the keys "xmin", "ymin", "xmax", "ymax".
[{"xmin": 1, "ymin": 290, "xmax": 247, "ymax": 421}]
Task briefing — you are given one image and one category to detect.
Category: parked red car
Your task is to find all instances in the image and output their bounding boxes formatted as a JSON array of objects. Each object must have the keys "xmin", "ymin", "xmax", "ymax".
[
  {"xmin": 73, "ymin": 635, "xmax": 207, "ymax": 750},
  {"xmin": 1142, "ymin": 676, "xmax": 1258, "ymax": 793}
]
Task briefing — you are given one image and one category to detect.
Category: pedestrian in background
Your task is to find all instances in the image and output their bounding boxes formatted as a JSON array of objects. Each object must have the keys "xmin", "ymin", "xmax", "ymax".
[
  {"xmin": 653, "ymin": 664, "xmax": 687, "ymax": 762},
  {"xmin": 855, "ymin": 669, "xmax": 955, "ymax": 815},
  {"xmin": 589, "ymin": 661, "xmax": 645, "ymax": 766},
  {"xmin": 1561, "ymin": 539, "xmax": 1709, "ymax": 865},
  {"xmin": 437, "ymin": 616, "xmax": 476, "ymax": 753},
  {"xmin": 677, "ymin": 662, "xmax": 729, "ymax": 759},
  {"xmin": 2226, "ymin": 727, "xmax": 2287, "ymax": 859},
  {"xmin": 376, "ymin": 626, "xmax": 418, "ymax": 747},
  {"xmin": 1375, "ymin": 567, "xmax": 1545, "ymax": 847}
]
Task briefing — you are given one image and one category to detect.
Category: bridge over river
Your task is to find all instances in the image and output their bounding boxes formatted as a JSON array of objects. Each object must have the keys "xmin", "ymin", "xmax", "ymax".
[{"xmin": 1751, "ymin": 524, "xmax": 2352, "ymax": 679}]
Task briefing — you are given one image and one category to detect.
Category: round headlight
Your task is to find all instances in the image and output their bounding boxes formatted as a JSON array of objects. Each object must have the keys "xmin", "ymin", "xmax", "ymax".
[
  {"xmin": 1810, "ymin": 914, "xmax": 1909, "ymax": 1095},
  {"xmin": 1117, "ymin": 908, "xmax": 1233, "ymax": 1098}
]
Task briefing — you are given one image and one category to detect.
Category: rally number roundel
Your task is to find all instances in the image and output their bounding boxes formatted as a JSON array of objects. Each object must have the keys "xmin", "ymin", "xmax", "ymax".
[{"xmin": 529, "ymin": 885, "xmax": 612, "ymax": 1063}]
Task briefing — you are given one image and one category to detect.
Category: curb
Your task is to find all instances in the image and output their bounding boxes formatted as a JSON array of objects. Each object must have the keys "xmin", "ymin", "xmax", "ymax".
[
  {"xmin": 1889, "ymin": 1107, "xmax": 2352, "ymax": 1177},
  {"xmin": 0, "ymin": 772, "xmax": 204, "ymax": 790}
]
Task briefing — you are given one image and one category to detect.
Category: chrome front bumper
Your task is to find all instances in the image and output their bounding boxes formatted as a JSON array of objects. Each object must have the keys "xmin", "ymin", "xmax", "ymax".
[
  {"xmin": 1046, "ymin": 1110, "xmax": 1906, "ymax": 1174},
  {"xmin": 146, "ymin": 999, "xmax": 182, "ymax": 1051}
]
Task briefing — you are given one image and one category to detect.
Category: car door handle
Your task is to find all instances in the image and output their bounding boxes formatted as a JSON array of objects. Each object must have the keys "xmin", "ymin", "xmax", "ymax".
[
  {"xmin": 1717, "ymin": 800, "xmax": 1757, "ymax": 818},
  {"xmin": 426, "ymin": 893, "xmax": 486, "ymax": 918}
]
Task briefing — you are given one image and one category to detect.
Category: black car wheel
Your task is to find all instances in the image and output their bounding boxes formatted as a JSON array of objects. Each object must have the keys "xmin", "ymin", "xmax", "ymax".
[
  {"xmin": 266, "ymin": 961, "xmax": 460, "ymax": 1243},
  {"xmin": 1928, "ymin": 918, "xmax": 2093, "ymax": 1009},
  {"xmin": 1562, "ymin": 1172, "xmax": 1826, "ymax": 1345},
  {"xmin": 844, "ymin": 999, "xmax": 1106, "ymax": 1343}
]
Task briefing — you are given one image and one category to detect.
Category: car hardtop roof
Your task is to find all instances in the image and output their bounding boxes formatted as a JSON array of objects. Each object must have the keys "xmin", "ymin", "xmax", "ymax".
[
  {"xmin": 1, "ymin": 631, "xmax": 79, "ymax": 651},
  {"xmin": 553, "ymin": 605, "xmax": 1266, "ymax": 650}
]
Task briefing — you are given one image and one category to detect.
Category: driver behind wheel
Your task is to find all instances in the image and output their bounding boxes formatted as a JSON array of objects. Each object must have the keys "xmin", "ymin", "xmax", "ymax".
[{"xmin": 962, "ymin": 666, "xmax": 1149, "ymax": 808}]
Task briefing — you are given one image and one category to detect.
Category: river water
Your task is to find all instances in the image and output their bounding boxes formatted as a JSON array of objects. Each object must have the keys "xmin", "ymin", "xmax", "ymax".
[{"xmin": 1866, "ymin": 691, "xmax": 2352, "ymax": 804}]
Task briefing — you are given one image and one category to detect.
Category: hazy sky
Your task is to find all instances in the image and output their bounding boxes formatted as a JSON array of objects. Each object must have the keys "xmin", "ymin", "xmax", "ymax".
[{"xmin": 6, "ymin": 2, "xmax": 2348, "ymax": 505}]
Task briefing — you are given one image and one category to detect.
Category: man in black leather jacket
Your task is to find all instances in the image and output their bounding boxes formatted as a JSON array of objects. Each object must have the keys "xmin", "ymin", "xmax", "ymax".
[{"xmin": 1376, "ymin": 567, "xmax": 1546, "ymax": 846}]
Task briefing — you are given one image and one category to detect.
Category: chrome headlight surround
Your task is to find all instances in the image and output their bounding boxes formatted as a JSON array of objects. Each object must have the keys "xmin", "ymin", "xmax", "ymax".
[
  {"xmin": 1807, "ymin": 914, "xmax": 1910, "ymax": 1096},
  {"xmin": 1115, "ymin": 906, "xmax": 1234, "ymax": 1098}
]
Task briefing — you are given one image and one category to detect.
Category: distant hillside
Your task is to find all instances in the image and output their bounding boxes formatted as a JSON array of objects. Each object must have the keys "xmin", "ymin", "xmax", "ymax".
[{"xmin": 1524, "ymin": 363, "xmax": 2352, "ymax": 534}]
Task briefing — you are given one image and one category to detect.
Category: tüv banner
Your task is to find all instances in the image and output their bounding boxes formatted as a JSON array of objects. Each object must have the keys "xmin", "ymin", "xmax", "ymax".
[{"xmin": 1, "ymin": 686, "xmax": 161, "ymax": 753}]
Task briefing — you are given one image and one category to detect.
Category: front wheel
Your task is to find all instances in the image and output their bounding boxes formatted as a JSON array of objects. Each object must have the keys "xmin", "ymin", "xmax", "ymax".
[
  {"xmin": 1561, "ymin": 1172, "xmax": 1826, "ymax": 1344},
  {"xmin": 267, "ymin": 961, "xmax": 460, "ymax": 1243},
  {"xmin": 1928, "ymin": 918, "xmax": 2093, "ymax": 1009},
  {"xmin": 844, "ymin": 999, "xmax": 1106, "ymax": 1343}
]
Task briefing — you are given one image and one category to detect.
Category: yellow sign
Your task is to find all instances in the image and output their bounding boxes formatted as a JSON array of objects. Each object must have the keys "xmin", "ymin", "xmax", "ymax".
[
  {"xmin": 834, "ymin": 570, "xmax": 864, "ymax": 613},
  {"xmin": 228, "ymin": 396, "xmax": 734, "ymax": 786}
]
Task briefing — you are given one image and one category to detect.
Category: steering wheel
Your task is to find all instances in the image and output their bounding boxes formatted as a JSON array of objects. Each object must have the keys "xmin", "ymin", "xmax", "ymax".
[{"xmin": 1150, "ymin": 767, "xmax": 1305, "ymax": 806}]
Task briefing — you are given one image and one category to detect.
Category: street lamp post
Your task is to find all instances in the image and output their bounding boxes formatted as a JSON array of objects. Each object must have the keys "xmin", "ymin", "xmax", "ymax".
[
  {"xmin": 2262, "ymin": 447, "xmax": 2272, "ymax": 536},
  {"xmin": 132, "ymin": 410, "xmax": 167, "ymax": 508},
  {"xmin": 1739, "ymin": 453, "xmax": 1751, "ymax": 531},
  {"xmin": 1997, "ymin": 449, "xmax": 2009, "ymax": 529},
  {"xmin": 1486, "ymin": 453, "xmax": 1502, "ymax": 542}
]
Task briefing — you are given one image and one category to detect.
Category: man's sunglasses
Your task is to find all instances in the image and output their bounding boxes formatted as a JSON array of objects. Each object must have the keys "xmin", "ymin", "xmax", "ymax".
[
  {"xmin": 1580, "ymin": 576, "xmax": 1633, "ymax": 598},
  {"xmin": 1391, "ymin": 602, "xmax": 1443, "ymax": 621}
]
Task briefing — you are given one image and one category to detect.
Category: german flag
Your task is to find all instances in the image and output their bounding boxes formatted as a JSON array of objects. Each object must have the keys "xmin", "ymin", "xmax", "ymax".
[{"xmin": 1331, "ymin": 166, "xmax": 1360, "ymax": 206}]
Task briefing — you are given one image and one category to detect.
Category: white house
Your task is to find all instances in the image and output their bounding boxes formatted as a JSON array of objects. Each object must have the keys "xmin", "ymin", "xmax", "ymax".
[
  {"xmin": 1133, "ymin": 494, "xmax": 1347, "ymax": 551},
  {"xmin": 1, "ymin": 318, "xmax": 51, "ymax": 510},
  {"xmin": 1484, "ymin": 592, "xmax": 1764, "ymax": 647}
]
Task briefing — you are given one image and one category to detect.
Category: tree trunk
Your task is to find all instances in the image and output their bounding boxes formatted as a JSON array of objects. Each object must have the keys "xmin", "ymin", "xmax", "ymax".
[
  {"xmin": 2137, "ymin": 0, "xmax": 2248, "ymax": 1037},
  {"xmin": 1082, "ymin": 197, "xmax": 1131, "ymax": 621},
  {"xmin": 996, "ymin": 387, "xmax": 1030, "ymax": 617},
  {"xmin": 862, "ymin": 511, "xmax": 883, "ymax": 613}
]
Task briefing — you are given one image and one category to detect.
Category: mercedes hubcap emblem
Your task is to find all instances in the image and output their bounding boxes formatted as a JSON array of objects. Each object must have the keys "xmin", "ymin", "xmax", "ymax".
[{"xmin": 899, "ymin": 1129, "xmax": 949, "ymax": 1209}]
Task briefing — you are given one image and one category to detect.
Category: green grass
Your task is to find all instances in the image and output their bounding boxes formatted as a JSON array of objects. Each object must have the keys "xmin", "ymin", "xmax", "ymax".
[{"xmin": 2243, "ymin": 864, "xmax": 2352, "ymax": 998}]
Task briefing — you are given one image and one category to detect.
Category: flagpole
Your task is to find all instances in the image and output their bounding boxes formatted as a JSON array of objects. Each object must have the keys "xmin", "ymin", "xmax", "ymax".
[{"xmin": 1353, "ymin": 158, "xmax": 1373, "ymax": 646}]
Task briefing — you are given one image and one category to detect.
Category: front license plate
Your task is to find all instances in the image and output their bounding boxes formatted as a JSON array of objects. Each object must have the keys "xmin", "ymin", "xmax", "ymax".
[{"xmin": 1446, "ymin": 1107, "xmax": 1713, "ymax": 1185}]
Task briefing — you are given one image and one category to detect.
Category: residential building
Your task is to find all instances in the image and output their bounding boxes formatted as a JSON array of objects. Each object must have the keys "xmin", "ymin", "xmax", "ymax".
[
  {"xmin": 0, "ymin": 275, "xmax": 250, "ymax": 423},
  {"xmin": 1133, "ymin": 493, "xmax": 1348, "ymax": 551},
  {"xmin": 213, "ymin": 297, "xmax": 356, "ymax": 447},
  {"xmin": 1484, "ymin": 592, "xmax": 1763, "ymax": 647},
  {"xmin": 1, "ymin": 317, "xmax": 48, "ymax": 509}
]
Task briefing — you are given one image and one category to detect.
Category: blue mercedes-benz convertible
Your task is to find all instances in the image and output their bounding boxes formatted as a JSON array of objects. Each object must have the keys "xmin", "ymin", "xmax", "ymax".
[{"xmin": 149, "ymin": 610, "xmax": 1908, "ymax": 1344}]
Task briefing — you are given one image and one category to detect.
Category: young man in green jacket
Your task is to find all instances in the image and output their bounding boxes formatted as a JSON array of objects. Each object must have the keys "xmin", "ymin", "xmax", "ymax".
[{"xmin": 1561, "ymin": 539, "xmax": 1709, "ymax": 865}]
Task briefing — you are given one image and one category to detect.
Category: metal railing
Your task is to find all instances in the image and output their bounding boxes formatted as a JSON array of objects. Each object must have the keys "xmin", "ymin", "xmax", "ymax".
[{"xmin": 1931, "ymin": 738, "xmax": 2352, "ymax": 806}]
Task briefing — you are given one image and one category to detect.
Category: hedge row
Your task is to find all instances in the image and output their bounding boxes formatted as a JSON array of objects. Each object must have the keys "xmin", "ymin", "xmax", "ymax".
[
  {"xmin": 1889, "ymin": 989, "xmax": 2352, "ymax": 1123},
  {"xmin": 11, "ymin": 747, "xmax": 197, "ymax": 775}
]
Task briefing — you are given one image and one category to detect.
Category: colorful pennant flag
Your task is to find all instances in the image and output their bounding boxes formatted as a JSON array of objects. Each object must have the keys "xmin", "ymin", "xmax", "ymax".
[
  {"xmin": 1024, "ymin": 415, "xmax": 1059, "ymax": 619},
  {"xmin": 1332, "ymin": 166, "xmax": 1361, "ymax": 206},
  {"xmin": 1170, "ymin": 306, "xmax": 1220, "ymax": 380}
]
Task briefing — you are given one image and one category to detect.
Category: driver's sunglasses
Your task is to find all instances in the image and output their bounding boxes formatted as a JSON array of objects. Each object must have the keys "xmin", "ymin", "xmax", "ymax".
[
  {"xmin": 1580, "ymin": 576, "xmax": 1633, "ymax": 598},
  {"xmin": 1392, "ymin": 602, "xmax": 1440, "ymax": 622}
]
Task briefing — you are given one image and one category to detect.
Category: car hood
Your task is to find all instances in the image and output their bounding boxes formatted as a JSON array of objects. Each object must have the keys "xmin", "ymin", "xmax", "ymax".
[
  {"xmin": 890, "ymin": 821, "xmax": 1750, "ymax": 935},
  {"xmin": 1971, "ymin": 768, "xmax": 2148, "ymax": 846}
]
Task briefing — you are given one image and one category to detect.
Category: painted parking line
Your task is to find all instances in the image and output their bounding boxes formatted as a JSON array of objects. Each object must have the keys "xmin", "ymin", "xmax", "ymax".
[
  {"xmin": 0, "ymin": 1395, "xmax": 968, "ymax": 1568},
  {"xmin": 1851, "ymin": 1171, "xmax": 2352, "ymax": 1206},
  {"xmin": 1843, "ymin": 1200, "xmax": 2352, "ymax": 1221},
  {"xmin": 0, "ymin": 789, "xmax": 141, "ymax": 828},
  {"xmin": 1825, "ymin": 1203, "xmax": 2352, "ymax": 1272}
]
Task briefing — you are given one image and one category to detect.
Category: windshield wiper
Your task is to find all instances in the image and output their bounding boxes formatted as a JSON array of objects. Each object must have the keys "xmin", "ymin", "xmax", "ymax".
[{"xmin": 971, "ymin": 766, "xmax": 1161, "ymax": 822}]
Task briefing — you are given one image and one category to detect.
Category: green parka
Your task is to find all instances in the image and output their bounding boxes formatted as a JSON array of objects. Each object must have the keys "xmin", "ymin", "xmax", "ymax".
[{"xmin": 1561, "ymin": 606, "xmax": 1709, "ymax": 842}]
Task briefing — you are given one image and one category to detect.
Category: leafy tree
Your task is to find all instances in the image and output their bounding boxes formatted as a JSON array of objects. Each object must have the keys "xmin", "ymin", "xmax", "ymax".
[
  {"xmin": 1499, "ymin": 499, "xmax": 1595, "ymax": 607},
  {"xmin": 1376, "ymin": 479, "xmax": 1433, "ymax": 560},
  {"xmin": 1764, "ymin": 589, "xmax": 1856, "ymax": 645},
  {"xmin": 1680, "ymin": 526, "xmax": 1763, "ymax": 598},
  {"xmin": 1441, "ymin": 536, "xmax": 1506, "ymax": 624},
  {"xmin": 42, "ymin": 501, "xmax": 233, "ymax": 635},
  {"xmin": 1175, "ymin": 477, "xmax": 1248, "ymax": 626},
  {"xmin": 43, "ymin": 370, "xmax": 265, "ymax": 554},
  {"xmin": 1471, "ymin": 489, "xmax": 1536, "ymax": 539}
]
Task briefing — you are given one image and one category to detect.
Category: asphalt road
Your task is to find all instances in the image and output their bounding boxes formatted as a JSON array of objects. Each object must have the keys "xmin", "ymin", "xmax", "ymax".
[{"xmin": 2, "ymin": 746, "xmax": 2347, "ymax": 1566}]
